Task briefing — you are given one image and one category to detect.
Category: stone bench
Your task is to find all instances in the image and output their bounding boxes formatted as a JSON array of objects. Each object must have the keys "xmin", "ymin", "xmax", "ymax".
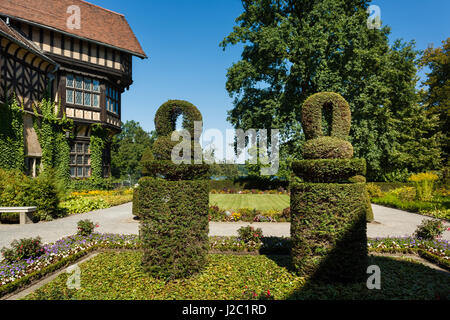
[{"xmin": 0, "ymin": 207, "xmax": 37, "ymax": 224}]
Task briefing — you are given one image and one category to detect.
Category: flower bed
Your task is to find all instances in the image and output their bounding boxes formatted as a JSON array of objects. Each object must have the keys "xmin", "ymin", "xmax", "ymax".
[
  {"xmin": 1, "ymin": 234, "xmax": 449, "ymax": 298},
  {"xmin": 59, "ymin": 189, "xmax": 133, "ymax": 215},
  {"xmin": 370, "ymin": 186, "xmax": 450, "ymax": 220}
]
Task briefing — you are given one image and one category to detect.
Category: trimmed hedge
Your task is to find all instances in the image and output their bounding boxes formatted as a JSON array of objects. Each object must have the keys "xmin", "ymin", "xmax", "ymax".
[
  {"xmin": 137, "ymin": 177, "xmax": 209, "ymax": 279},
  {"xmin": 292, "ymin": 159, "xmax": 366, "ymax": 183},
  {"xmin": 154, "ymin": 100, "xmax": 202, "ymax": 138},
  {"xmin": 303, "ymin": 136, "xmax": 353, "ymax": 159},
  {"xmin": 301, "ymin": 92, "xmax": 351, "ymax": 141},
  {"xmin": 140, "ymin": 160, "xmax": 210, "ymax": 180},
  {"xmin": 290, "ymin": 182, "xmax": 368, "ymax": 283}
]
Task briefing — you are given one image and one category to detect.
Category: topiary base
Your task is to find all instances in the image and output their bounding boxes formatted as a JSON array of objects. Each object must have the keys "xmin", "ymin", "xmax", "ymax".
[
  {"xmin": 290, "ymin": 182, "xmax": 368, "ymax": 283},
  {"xmin": 136, "ymin": 177, "xmax": 209, "ymax": 279}
]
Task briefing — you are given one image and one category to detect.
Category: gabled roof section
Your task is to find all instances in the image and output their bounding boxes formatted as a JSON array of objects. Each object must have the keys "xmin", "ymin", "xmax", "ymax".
[
  {"xmin": 0, "ymin": 0, "xmax": 147, "ymax": 58},
  {"xmin": 0, "ymin": 18, "xmax": 56, "ymax": 66}
]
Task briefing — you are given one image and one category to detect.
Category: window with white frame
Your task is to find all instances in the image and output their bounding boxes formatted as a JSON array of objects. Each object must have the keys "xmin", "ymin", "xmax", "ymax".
[{"xmin": 66, "ymin": 74, "xmax": 100, "ymax": 108}]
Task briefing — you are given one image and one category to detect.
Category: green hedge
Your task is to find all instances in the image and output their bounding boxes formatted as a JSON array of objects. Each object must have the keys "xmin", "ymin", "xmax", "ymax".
[
  {"xmin": 290, "ymin": 182, "xmax": 368, "ymax": 283},
  {"xmin": 136, "ymin": 177, "xmax": 209, "ymax": 279},
  {"xmin": 141, "ymin": 160, "xmax": 210, "ymax": 180},
  {"xmin": 154, "ymin": 100, "xmax": 202, "ymax": 138},
  {"xmin": 292, "ymin": 159, "xmax": 366, "ymax": 183},
  {"xmin": 301, "ymin": 92, "xmax": 351, "ymax": 141},
  {"xmin": 303, "ymin": 136, "xmax": 354, "ymax": 159}
]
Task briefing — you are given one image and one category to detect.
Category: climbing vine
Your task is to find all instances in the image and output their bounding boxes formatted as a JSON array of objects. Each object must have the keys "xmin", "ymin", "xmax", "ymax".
[
  {"xmin": 90, "ymin": 123, "xmax": 110, "ymax": 180},
  {"xmin": 0, "ymin": 96, "xmax": 25, "ymax": 170},
  {"xmin": 33, "ymin": 99, "xmax": 73, "ymax": 188}
]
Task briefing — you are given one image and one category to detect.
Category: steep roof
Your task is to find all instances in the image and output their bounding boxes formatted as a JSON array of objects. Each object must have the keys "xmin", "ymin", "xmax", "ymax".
[
  {"xmin": 0, "ymin": 18, "xmax": 56, "ymax": 66},
  {"xmin": 0, "ymin": 0, "xmax": 147, "ymax": 58}
]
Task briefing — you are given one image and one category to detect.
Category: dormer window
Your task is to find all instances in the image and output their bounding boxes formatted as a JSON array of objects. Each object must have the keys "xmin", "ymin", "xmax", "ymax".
[{"xmin": 66, "ymin": 73, "xmax": 100, "ymax": 108}]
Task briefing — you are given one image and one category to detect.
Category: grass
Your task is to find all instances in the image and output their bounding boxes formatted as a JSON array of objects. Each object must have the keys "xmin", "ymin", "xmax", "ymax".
[
  {"xmin": 24, "ymin": 252, "xmax": 450, "ymax": 300},
  {"xmin": 209, "ymin": 194, "xmax": 290, "ymax": 211}
]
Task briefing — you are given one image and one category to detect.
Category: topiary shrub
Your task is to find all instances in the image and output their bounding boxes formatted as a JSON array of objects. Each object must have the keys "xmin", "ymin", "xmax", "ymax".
[
  {"xmin": 154, "ymin": 100, "xmax": 202, "ymax": 138},
  {"xmin": 138, "ymin": 177, "xmax": 209, "ymax": 279},
  {"xmin": 301, "ymin": 92, "xmax": 351, "ymax": 141},
  {"xmin": 135, "ymin": 100, "xmax": 209, "ymax": 280},
  {"xmin": 290, "ymin": 92, "xmax": 367, "ymax": 283},
  {"xmin": 303, "ymin": 136, "xmax": 354, "ymax": 159},
  {"xmin": 290, "ymin": 182, "xmax": 368, "ymax": 282}
]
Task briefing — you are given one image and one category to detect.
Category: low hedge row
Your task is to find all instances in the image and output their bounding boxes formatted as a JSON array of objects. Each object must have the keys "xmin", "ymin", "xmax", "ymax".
[
  {"xmin": 141, "ymin": 160, "xmax": 210, "ymax": 180},
  {"xmin": 292, "ymin": 159, "xmax": 366, "ymax": 183}
]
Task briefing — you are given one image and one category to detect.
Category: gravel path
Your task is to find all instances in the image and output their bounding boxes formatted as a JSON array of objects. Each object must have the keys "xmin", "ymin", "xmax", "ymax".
[{"xmin": 1, "ymin": 203, "xmax": 449, "ymax": 249}]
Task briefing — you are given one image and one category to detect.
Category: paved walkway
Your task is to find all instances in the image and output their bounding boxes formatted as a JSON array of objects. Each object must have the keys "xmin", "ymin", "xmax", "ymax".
[{"xmin": 1, "ymin": 203, "xmax": 449, "ymax": 249}]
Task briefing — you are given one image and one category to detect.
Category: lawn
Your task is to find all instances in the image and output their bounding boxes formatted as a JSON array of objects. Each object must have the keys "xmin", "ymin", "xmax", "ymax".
[
  {"xmin": 24, "ymin": 251, "xmax": 450, "ymax": 300},
  {"xmin": 209, "ymin": 194, "xmax": 290, "ymax": 211}
]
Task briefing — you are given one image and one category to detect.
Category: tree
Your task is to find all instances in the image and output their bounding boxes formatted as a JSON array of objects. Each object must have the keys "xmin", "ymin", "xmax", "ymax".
[
  {"xmin": 221, "ymin": 0, "xmax": 424, "ymax": 180},
  {"xmin": 419, "ymin": 38, "xmax": 449, "ymax": 164},
  {"xmin": 111, "ymin": 121, "xmax": 155, "ymax": 182}
]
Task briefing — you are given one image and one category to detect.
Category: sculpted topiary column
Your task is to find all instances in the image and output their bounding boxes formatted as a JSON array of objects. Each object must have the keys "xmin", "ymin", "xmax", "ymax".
[
  {"xmin": 290, "ymin": 92, "xmax": 368, "ymax": 283},
  {"xmin": 134, "ymin": 100, "xmax": 209, "ymax": 279}
]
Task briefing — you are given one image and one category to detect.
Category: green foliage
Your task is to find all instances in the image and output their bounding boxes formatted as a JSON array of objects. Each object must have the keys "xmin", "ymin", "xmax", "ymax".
[
  {"xmin": 221, "ymin": 0, "xmax": 430, "ymax": 180},
  {"xmin": 33, "ymin": 99, "xmax": 73, "ymax": 188},
  {"xmin": 111, "ymin": 121, "xmax": 155, "ymax": 182},
  {"xmin": 154, "ymin": 100, "xmax": 203, "ymax": 138},
  {"xmin": 303, "ymin": 137, "xmax": 353, "ymax": 159},
  {"xmin": 60, "ymin": 197, "xmax": 109, "ymax": 215},
  {"xmin": 140, "ymin": 147, "xmax": 154, "ymax": 177},
  {"xmin": 23, "ymin": 251, "xmax": 450, "ymax": 300},
  {"xmin": 292, "ymin": 159, "xmax": 366, "ymax": 183},
  {"xmin": 349, "ymin": 175, "xmax": 366, "ymax": 183},
  {"xmin": 366, "ymin": 183, "xmax": 383, "ymax": 198},
  {"xmin": 0, "ymin": 168, "xmax": 62, "ymax": 221},
  {"xmin": 413, "ymin": 219, "xmax": 447, "ymax": 240},
  {"xmin": 90, "ymin": 124, "xmax": 110, "ymax": 180},
  {"xmin": 69, "ymin": 177, "xmax": 115, "ymax": 191},
  {"xmin": 409, "ymin": 172, "xmax": 439, "ymax": 201},
  {"xmin": 0, "ymin": 97, "xmax": 24, "ymax": 170},
  {"xmin": 1, "ymin": 237, "xmax": 44, "ymax": 263},
  {"xmin": 371, "ymin": 187, "xmax": 450, "ymax": 220},
  {"xmin": 301, "ymin": 92, "xmax": 351, "ymax": 141},
  {"xmin": 237, "ymin": 225, "xmax": 263, "ymax": 243},
  {"xmin": 141, "ymin": 160, "xmax": 210, "ymax": 180},
  {"xmin": 136, "ymin": 177, "xmax": 209, "ymax": 279},
  {"xmin": 76, "ymin": 219, "xmax": 98, "ymax": 236},
  {"xmin": 419, "ymin": 38, "xmax": 449, "ymax": 163},
  {"xmin": 290, "ymin": 182, "xmax": 368, "ymax": 282}
]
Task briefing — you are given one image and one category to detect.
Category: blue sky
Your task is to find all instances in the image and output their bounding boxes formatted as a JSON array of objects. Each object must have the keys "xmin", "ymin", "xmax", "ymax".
[{"xmin": 87, "ymin": 0, "xmax": 450, "ymax": 135}]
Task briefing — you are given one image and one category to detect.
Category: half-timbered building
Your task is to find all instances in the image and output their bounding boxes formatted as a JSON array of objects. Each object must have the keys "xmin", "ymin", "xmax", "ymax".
[{"xmin": 0, "ymin": 0, "xmax": 146, "ymax": 178}]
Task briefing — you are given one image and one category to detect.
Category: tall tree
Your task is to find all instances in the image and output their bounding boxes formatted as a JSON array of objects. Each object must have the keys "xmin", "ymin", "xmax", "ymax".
[
  {"xmin": 419, "ymin": 38, "xmax": 449, "ymax": 164},
  {"xmin": 221, "ymin": 0, "xmax": 423, "ymax": 180},
  {"xmin": 111, "ymin": 121, "xmax": 155, "ymax": 182}
]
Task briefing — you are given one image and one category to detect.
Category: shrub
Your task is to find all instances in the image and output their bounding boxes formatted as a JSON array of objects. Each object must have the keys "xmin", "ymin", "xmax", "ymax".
[
  {"xmin": 382, "ymin": 168, "xmax": 411, "ymax": 183},
  {"xmin": 292, "ymin": 159, "xmax": 366, "ymax": 183},
  {"xmin": 302, "ymin": 136, "xmax": 354, "ymax": 159},
  {"xmin": 349, "ymin": 175, "xmax": 366, "ymax": 183},
  {"xmin": 366, "ymin": 183, "xmax": 383, "ymax": 198},
  {"xmin": 0, "ymin": 169, "xmax": 62, "ymax": 221},
  {"xmin": 389, "ymin": 187, "xmax": 416, "ymax": 202},
  {"xmin": 60, "ymin": 197, "xmax": 109, "ymax": 215},
  {"xmin": 140, "ymin": 160, "xmax": 209, "ymax": 180},
  {"xmin": 408, "ymin": 172, "xmax": 439, "ymax": 201},
  {"xmin": 76, "ymin": 220, "xmax": 98, "ymax": 236},
  {"xmin": 137, "ymin": 177, "xmax": 209, "ymax": 280},
  {"xmin": 413, "ymin": 219, "xmax": 447, "ymax": 240},
  {"xmin": 237, "ymin": 226, "xmax": 263, "ymax": 243},
  {"xmin": 281, "ymin": 207, "xmax": 291, "ymax": 220},
  {"xmin": 154, "ymin": 100, "xmax": 203, "ymax": 138},
  {"xmin": 291, "ymin": 182, "xmax": 368, "ymax": 283},
  {"xmin": 301, "ymin": 92, "xmax": 351, "ymax": 141},
  {"xmin": 1, "ymin": 237, "xmax": 45, "ymax": 263}
]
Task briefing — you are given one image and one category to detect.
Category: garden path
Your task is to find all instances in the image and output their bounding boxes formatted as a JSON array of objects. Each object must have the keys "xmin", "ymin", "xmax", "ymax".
[{"xmin": 0, "ymin": 203, "xmax": 449, "ymax": 249}]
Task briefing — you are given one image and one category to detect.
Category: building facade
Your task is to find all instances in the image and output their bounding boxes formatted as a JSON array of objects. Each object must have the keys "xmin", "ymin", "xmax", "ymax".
[{"xmin": 0, "ymin": 0, "xmax": 146, "ymax": 178}]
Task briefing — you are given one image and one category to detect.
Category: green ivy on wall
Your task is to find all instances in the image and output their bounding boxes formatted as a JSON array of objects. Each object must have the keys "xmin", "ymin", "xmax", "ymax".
[
  {"xmin": 33, "ymin": 99, "xmax": 73, "ymax": 187},
  {"xmin": 90, "ymin": 123, "xmax": 110, "ymax": 180},
  {"xmin": 0, "ymin": 96, "xmax": 25, "ymax": 171}
]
